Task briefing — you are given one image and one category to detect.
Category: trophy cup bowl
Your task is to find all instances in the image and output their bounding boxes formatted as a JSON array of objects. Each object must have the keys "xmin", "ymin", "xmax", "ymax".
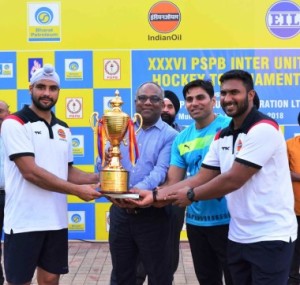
[
  {"xmin": 100, "ymin": 112, "xmax": 130, "ymax": 194},
  {"xmin": 103, "ymin": 113, "xmax": 129, "ymax": 147},
  {"xmin": 90, "ymin": 90, "xmax": 142, "ymax": 198}
]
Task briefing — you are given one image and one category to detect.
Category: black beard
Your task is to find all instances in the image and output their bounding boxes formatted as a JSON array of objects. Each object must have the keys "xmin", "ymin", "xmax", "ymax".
[
  {"xmin": 31, "ymin": 95, "xmax": 56, "ymax": 111},
  {"xmin": 161, "ymin": 113, "xmax": 175, "ymax": 126},
  {"xmin": 221, "ymin": 96, "xmax": 249, "ymax": 118}
]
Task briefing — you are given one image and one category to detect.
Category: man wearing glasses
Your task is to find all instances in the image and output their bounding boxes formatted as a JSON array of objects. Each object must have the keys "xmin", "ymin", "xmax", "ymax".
[{"xmin": 103, "ymin": 82, "xmax": 178, "ymax": 285}]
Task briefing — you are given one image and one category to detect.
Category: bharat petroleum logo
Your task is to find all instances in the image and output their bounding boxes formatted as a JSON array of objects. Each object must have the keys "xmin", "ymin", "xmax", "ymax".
[
  {"xmin": 148, "ymin": 1, "xmax": 181, "ymax": 33},
  {"xmin": 266, "ymin": 1, "xmax": 300, "ymax": 39},
  {"xmin": 35, "ymin": 7, "xmax": 54, "ymax": 25},
  {"xmin": 71, "ymin": 214, "xmax": 81, "ymax": 224},
  {"xmin": 72, "ymin": 137, "xmax": 80, "ymax": 148},
  {"xmin": 69, "ymin": 61, "xmax": 79, "ymax": 71}
]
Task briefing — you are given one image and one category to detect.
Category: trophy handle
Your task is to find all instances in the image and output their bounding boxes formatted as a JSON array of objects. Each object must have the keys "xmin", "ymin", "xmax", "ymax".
[
  {"xmin": 122, "ymin": 113, "xmax": 143, "ymax": 146},
  {"xmin": 133, "ymin": 113, "xmax": 143, "ymax": 134},
  {"xmin": 90, "ymin": 112, "xmax": 99, "ymax": 134}
]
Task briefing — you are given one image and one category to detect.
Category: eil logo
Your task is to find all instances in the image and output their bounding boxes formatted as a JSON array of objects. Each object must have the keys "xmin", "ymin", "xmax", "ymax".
[
  {"xmin": 266, "ymin": 1, "xmax": 300, "ymax": 39},
  {"xmin": 148, "ymin": 1, "xmax": 181, "ymax": 33}
]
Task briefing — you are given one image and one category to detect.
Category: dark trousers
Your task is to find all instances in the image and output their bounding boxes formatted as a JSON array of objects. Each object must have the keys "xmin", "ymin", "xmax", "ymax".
[
  {"xmin": 187, "ymin": 223, "xmax": 233, "ymax": 285},
  {"xmin": 109, "ymin": 205, "xmax": 172, "ymax": 285},
  {"xmin": 288, "ymin": 216, "xmax": 300, "ymax": 285},
  {"xmin": 0, "ymin": 191, "xmax": 4, "ymax": 285},
  {"xmin": 228, "ymin": 239, "xmax": 295, "ymax": 285},
  {"xmin": 136, "ymin": 205, "xmax": 185, "ymax": 285}
]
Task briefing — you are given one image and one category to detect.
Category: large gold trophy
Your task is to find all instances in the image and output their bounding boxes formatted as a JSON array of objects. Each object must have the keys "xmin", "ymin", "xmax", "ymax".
[{"xmin": 90, "ymin": 90, "xmax": 142, "ymax": 198}]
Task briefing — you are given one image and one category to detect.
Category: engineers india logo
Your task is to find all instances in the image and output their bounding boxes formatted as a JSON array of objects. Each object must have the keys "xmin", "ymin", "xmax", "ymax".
[{"xmin": 266, "ymin": 0, "xmax": 300, "ymax": 39}]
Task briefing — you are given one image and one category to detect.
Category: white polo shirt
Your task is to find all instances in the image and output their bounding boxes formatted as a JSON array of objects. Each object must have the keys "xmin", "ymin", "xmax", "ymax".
[
  {"xmin": 202, "ymin": 108, "xmax": 297, "ymax": 243},
  {"xmin": 2, "ymin": 105, "xmax": 73, "ymax": 234}
]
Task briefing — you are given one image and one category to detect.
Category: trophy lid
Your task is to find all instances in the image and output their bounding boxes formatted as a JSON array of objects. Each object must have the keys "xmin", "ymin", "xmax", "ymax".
[
  {"xmin": 109, "ymin": 90, "xmax": 123, "ymax": 111},
  {"xmin": 104, "ymin": 90, "xmax": 129, "ymax": 121}
]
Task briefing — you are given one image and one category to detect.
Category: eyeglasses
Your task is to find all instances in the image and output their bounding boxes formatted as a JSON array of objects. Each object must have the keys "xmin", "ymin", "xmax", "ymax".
[{"xmin": 137, "ymin": 95, "xmax": 162, "ymax": 104}]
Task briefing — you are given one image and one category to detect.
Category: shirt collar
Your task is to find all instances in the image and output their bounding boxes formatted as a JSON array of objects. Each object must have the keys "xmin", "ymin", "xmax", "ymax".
[
  {"xmin": 228, "ymin": 107, "xmax": 259, "ymax": 134},
  {"xmin": 23, "ymin": 105, "xmax": 57, "ymax": 125},
  {"xmin": 135, "ymin": 117, "xmax": 165, "ymax": 130}
]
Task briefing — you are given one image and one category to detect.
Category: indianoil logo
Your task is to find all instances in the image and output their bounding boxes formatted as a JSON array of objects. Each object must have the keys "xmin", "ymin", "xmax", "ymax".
[
  {"xmin": 236, "ymin": 139, "xmax": 243, "ymax": 152},
  {"xmin": 148, "ymin": 1, "xmax": 181, "ymax": 33},
  {"xmin": 58, "ymin": 129, "xmax": 66, "ymax": 139}
]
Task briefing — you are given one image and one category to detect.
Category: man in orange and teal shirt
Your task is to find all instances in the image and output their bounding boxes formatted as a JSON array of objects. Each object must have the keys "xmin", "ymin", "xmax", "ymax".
[{"xmin": 287, "ymin": 112, "xmax": 300, "ymax": 285}]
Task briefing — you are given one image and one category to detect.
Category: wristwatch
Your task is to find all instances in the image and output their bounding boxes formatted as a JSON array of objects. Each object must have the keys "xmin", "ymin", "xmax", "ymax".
[
  {"xmin": 186, "ymin": 188, "xmax": 195, "ymax": 202},
  {"xmin": 152, "ymin": 188, "xmax": 158, "ymax": 202}
]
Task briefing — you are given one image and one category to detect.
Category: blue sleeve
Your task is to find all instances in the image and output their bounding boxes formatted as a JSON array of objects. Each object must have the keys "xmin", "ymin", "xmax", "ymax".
[
  {"xmin": 133, "ymin": 130, "xmax": 177, "ymax": 190},
  {"xmin": 170, "ymin": 135, "xmax": 187, "ymax": 169}
]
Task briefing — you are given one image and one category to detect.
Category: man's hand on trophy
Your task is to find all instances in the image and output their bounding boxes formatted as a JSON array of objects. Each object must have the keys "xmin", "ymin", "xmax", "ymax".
[
  {"xmin": 127, "ymin": 189, "xmax": 154, "ymax": 207},
  {"xmin": 167, "ymin": 186, "xmax": 193, "ymax": 208},
  {"xmin": 76, "ymin": 183, "xmax": 102, "ymax": 201},
  {"xmin": 152, "ymin": 199, "xmax": 171, "ymax": 208},
  {"xmin": 128, "ymin": 188, "xmax": 173, "ymax": 208},
  {"xmin": 109, "ymin": 197, "xmax": 136, "ymax": 208}
]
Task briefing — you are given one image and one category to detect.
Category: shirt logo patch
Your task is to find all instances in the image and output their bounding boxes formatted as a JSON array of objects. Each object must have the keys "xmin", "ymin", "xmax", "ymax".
[
  {"xmin": 236, "ymin": 139, "xmax": 243, "ymax": 152},
  {"xmin": 184, "ymin": 144, "xmax": 190, "ymax": 150},
  {"xmin": 58, "ymin": 129, "xmax": 66, "ymax": 139}
]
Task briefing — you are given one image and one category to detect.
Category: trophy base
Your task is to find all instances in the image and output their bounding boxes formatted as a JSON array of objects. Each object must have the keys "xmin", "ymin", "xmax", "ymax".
[
  {"xmin": 101, "ymin": 192, "xmax": 139, "ymax": 199},
  {"xmin": 100, "ymin": 168, "xmax": 129, "ymax": 193}
]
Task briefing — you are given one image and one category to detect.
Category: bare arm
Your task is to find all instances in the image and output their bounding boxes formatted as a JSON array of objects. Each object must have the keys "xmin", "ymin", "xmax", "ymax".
[
  {"xmin": 14, "ymin": 156, "xmax": 101, "ymax": 201},
  {"xmin": 148, "ymin": 165, "xmax": 186, "ymax": 207},
  {"xmin": 161, "ymin": 165, "xmax": 186, "ymax": 187},
  {"xmin": 172, "ymin": 161, "xmax": 258, "ymax": 204},
  {"xmin": 68, "ymin": 165, "xmax": 99, "ymax": 184},
  {"xmin": 131, "ymin": 166, "xmax": 220, "ymax": 207},
  {"xmin": 291, "ymin": 171, "xmax": 300, "ymax": 182},
  {"xmin": 121, "ymin": 166, "xmax": 187, "ymax": 208},
  {"xmin": 159, "ymin": 166, "xmax": 220, "ymax": 201}
]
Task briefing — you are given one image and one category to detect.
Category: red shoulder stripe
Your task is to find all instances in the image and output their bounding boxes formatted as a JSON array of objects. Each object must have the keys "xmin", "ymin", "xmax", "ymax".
[
  {"xmin": 5, "ymin": 115, "xmax": 25, "ymax": 125},
  {"xmin": 214, "ymin": 130, "xmax": 222, "ymax": 140},
  {"xmin": 250, "ymin": 119, "xmax": 279, "ymax": 131}
]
